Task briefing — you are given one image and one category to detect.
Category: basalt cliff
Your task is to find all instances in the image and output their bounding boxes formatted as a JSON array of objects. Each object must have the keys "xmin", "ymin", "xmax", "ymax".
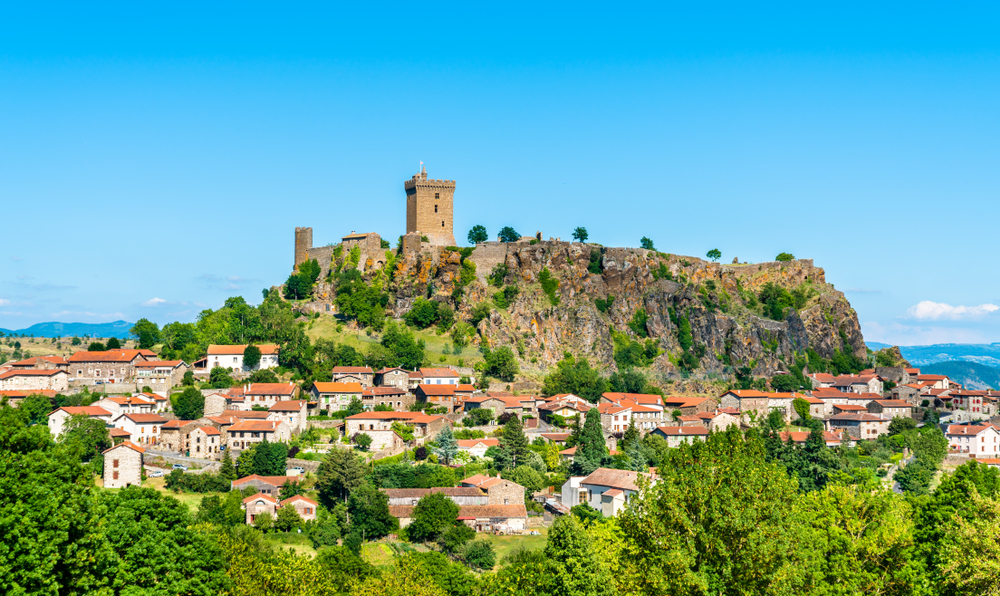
[{"xmin": 297, "ymin": 239, "xmax": 867, "ymax": 390}]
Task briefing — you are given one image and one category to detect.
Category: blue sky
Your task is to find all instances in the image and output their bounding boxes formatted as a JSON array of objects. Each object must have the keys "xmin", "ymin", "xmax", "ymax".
[{"xmin": 2, "ymin": 3, "xmax": 1000, "ymax": 345}]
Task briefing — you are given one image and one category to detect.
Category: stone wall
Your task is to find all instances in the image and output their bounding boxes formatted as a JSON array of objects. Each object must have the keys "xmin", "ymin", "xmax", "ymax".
[
  {"xmin": 405, "ymin": 171, "xmax": 455, "ymax": 246},
  {"xmin": 468, "ymin": 242, "xmax": 510, "ymax": 283},
  {"xmin": 103, "ymin": 444, "xmax": 142, "ymax": 489},
  {"xmin": 306, "ymin": 245, "xmax": 336, "ymax": 280},
  {"xmin": 295, "ymin": 227, "xmax": 313, "ymax": 270}
]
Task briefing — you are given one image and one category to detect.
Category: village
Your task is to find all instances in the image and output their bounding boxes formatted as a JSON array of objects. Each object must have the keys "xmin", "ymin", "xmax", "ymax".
[{"xmin": 3, "ymin": 338, "xmax": 999, "ymax": 536}]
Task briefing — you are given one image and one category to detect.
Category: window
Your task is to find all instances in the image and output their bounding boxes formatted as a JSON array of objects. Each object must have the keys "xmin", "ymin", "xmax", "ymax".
[
  {"xmin": 435, "ymin": 193, "xmax": 439, "ymax": 200},
  {"xmin": 442, "ymin": 221, "xmax": 445, "ymax": 227},
  {"xmin": 113, "ymin": 459, "xmax": 119, "ymax": 468},
  {"xmin": 113, "ymin": 471, "xmax": 119, "ymax": 480},
  {"xmin": 579, "ymin": 489, "xmax": 588, "ymax": 504}
]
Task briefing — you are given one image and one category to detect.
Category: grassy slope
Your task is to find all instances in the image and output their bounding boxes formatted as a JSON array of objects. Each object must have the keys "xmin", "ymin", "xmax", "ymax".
[{"xmin": 303, "ymin": 316, "xmax": 483, "ymax": 369}]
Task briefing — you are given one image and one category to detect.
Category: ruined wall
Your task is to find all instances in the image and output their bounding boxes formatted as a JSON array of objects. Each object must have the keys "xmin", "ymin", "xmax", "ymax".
[{"xmin": 294, "ymin": 227, "xmax": 313, "ymax": 270}]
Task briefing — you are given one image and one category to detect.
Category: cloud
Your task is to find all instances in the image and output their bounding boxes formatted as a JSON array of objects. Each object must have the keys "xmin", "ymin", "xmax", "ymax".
[
  {"xmin": 143, "ymin": 297, "xmax": 167, "ymax": 307},
  {"xmin": 49, "ymin": 310, "xmax": 126, "ymax": 320},
  {"xmin": 862, "ymin": 320, "xmax": 991, "ymax": 346},
  {"xmin": 0, "ymin": 299, "xmax": 8, "ymax": 306},
  {"xmin": 197, "ymin": 274, "xmax": 258, "ymax": 292},
  {"xmin": 904, "ymin": 301, "xmax": 1000, "ymax": 321}
]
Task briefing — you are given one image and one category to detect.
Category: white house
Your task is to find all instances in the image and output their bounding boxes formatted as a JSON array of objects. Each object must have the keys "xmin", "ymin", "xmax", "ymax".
[
  {"xmin": 268, "ymin": 400, "xmax": 308, "ymax": 433},
  {"xmin": 205, "ymin": 344, "xmax": 280, "ymax": 372},
  {"xmin": 113, "ymin": 413, "xmax": 167, "ymax": 446},
  {"xmin": 946, "ymin": 424, "xmax": 1000, "ymax": 457},
  {"xmin": 0, "ymin": 369, "xmax": 70, "ymax": 392},
  {"xmin": 48, "ymin": 406, "xmax": 114, "ymax": 438},
  {"xmin": 561, "ymin": 468, "xmax": 655, "ymax": 517},
  {"xmin": 94, "ymin": 395, "xmax": 156, "ymax": 418},
  {"xmin": 650, "ymin": 425, "xmax": 710, "ymax": 447},
  {"xmin": 409, "ymin": 367, "xmax": 460, "ymax": 387},
  {"xmin": 457, "ymin": 438, "xmax": 499, "ymax": 458}
]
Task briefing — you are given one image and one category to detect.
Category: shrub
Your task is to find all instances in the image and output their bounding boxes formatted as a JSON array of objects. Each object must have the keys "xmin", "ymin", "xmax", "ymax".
[
  {"xmin": 538, "ymin": 267, "xmax": 559, "ymax": 306},
  {"xmin": 595, "ymin": 295, "xmax": 614, "ymax": 313},
  {"xmin": 775, "ymin": 252, "xmax": 795, "ymax": 262}
]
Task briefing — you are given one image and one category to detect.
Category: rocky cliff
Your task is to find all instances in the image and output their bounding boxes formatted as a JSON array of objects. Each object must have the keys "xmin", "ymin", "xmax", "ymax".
[{"xmin": 365, "ymin": 240, "xmax": 867, "ymax": 385}]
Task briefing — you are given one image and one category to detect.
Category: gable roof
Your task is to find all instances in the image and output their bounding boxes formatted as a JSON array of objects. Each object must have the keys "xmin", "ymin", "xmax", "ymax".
[
  {"xmin": 228, "ymin": 420, "xmax": 285, "ymax": 432},
  {"xmin": 52, "ymin": 406, "xmax": 112, "ymax": 417},
  {"xmin": 280, "ymin": 495, "xmax": 318, "ymax": 506},
  {"xmin": 68, "ymin": 350, "xmax": 146, "ymax": 363},
  {"xmin": 7, "ymin": 355, "xmax": 67, "ymax": 367},
  {"xmin": 195, "ymin": 426, "xmax": 220, "ymax": 436},
  {"xmin": 419, "ymin": 368, "xmax": 459, "ymax": 378},
  {"xmin": 102, "ymin": 440, "xmax": 145, "ymax": 455},
  {"xmin": 119, "ymin": 413, "xmax": 167, "ymax": 424},
  {"xmin": 0, "ymin": 369, "xmax": 67, "ymax": 379},
  {"xmin": 332, "ymin": 366, "xmax": 373, "ymax": 374},
  {"xmin": 580, "ymin": 467, "xmax": 653, "ymax": 492},
  {"xmin": 363, "ymin": 386, "xmax": 407, "ymax": 396},
  {"xmin": 207, "ymin": 344, "xmax": 279, "ymax": 355},
  {"xmin": 245, "ymin": 383, "xmax": 297, "ymax": 396},
  {"xmin": 457, "ymin": 438, "xmax": 499, "ymax": 448},
  {"xmin": 312, "ymin": 382, "xmax": 363, "ymax": 394},
  {"xmin": 654, "ymin": 425, "xmax": 710, "ymax": 436},
  {"xmin": 242, "ymin": 492, "xmax": 279, "ymax": 505},
  {"xmin": 232, "ymin": 474, "xmax": 297, "ymax": 487},
  {"xmin": 418, "ymin": 384, "xmax": 457, "ymax": 396},
  {"xmin": 269, "ymin": 400, "xmax": 306, "ymax": 412}
]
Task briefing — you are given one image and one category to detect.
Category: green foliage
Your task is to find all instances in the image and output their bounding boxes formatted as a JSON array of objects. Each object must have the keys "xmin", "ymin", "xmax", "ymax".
[
  {"xmin": 776, "ymin": 252, "xmax": 795, "ymax": 261},
  {"xmin": 243, "ymin": 344, "xmax": 262, "ymax": 369},
  {"xmin": 369, "ymin": 462, "xmax": 458, "ymax": 489},
  {"xmin": 542, "ymin": 354, "xmax": 608, "ymax": 402},
  {"xmin": 640, "ymin": 236, "xmax": 655, "ymax": 250},
  {"xmin": 460, "ymin": 539, "xmax": 497, "ymax": 571},
  {"xmin": 433, "ymin": 424, "xmax": 459, "ymax": 465},
  {"xmin": 208, "ymin": 365, "xmax": 235, "ymax": 389},
  {"xmin": 334, "ymin": 270, "xmax": 387, "ymax": 330},
  {"xmin": 409, "ymin": 492, "xmax": 461, "ymax": 543},
  {"xmin": 594, "ymin": 295, "xmax": 614, "ymax": 313},
  {"xmin": 130, "ymin": 318, "xmax": 161, "ymax": 349},
  {"xmin": 347, "ymin": 481, "xmax": 399, "ymax": 540},
  {"xmin": 492, "ymin": 285, "xmax": 520, "ymax": 309},
  {"xmin": 587, "ymin": 248, "xmax": 603, "ymax": 274},
  {"xmin": 494, "ymin": 415, "xmax": 531, "ymax": 470},
  {"xmin": 354, "ymin": 433, "xmax": 373, "ymax": 451},
  {"xmin": 706, "ymin": 248, "xmax": 721, "ymax": 261},
  {"xmin": 405, "ymin": 298, "xmax": 444, "ymax": 329},
  {"xmin": 175, "ymin": 386, "xmax": 206, "ymax": 419},
  {"xmin": 284, "ymin": 259, "xmax": 321, "ymax": 299},
  {"xmin": 105, "ymin": 337, "xmax": 121, "ymax": 350},
  {"xmin": 464, "ymin": 407, "xmax": 494, "ymax": 427},
  {"xmin": 469, "ymin": 302, "xmax": 493, "ymax": 327},
  {"xmin": 498, "ymin": 226, "xmax": 520, "ymax": 242},
  {"xmin": 570, "ymin": 503, "xmax": 604, "ymax": 525},
  {"xmin": 627, "ymin": 308, "xmax": 649, "ymax": 338},
  {"xmin": 537, "ymin": 267, "xmax": 560, "ymax": 306},
  {"xmin": 480, "ymin": 346, "xmax": 519, "ymax": 381},
  {"xmin": 380, "ymin": 322, "xmax": 426, "ymax": 370},
  {"xmin": 88, "ymin": 341, "xmax": 106, "ymax": 351},
  {"xmin": 652, "ymin": 261, "xmax": 671, "ymax": 281},
  {"xmin": 316, "ymin": 448, "xmax": 367, "ymax": 507},
  {"xmin": 19, "ymin": 392, "xmax": 53, "ymax": 425},
  {"xmin": 450, "ymin": 322, "xmax": 475, "ymax": 348},
  {"xmin": 611, "ymin": 330, "xmax": 660, "ymax": 370},
  {"xmin": 468, "ymin": 224, "xmax": 489, "ymax": 244},
  {"xmin": 572, "ymin": 227, "xmax": 589, "ymax": 242},
  {"xmin": 488, "ymin": 263, "xmax": 509, "ymax": 287}
]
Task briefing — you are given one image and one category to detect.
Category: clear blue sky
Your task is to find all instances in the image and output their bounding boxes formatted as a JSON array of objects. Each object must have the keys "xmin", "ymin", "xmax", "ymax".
[{"xmin": 2, "ymin": 2, "xmax": 999, "ymax": 345}]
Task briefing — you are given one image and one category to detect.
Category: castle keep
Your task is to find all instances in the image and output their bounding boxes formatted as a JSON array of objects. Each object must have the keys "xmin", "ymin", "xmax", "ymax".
[
  {"xmin": 405, "ymin": 166, "xmax": 456, "ymax": 246},
  {"xmin": 294, "ymin": 166, "xmax": 456, "ymax": 272}
]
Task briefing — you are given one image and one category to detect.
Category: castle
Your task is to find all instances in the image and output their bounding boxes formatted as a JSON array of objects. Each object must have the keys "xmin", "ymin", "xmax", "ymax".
[{"xmin": 293, "ymin": 166, "xmax": 456, "ymax": 273}]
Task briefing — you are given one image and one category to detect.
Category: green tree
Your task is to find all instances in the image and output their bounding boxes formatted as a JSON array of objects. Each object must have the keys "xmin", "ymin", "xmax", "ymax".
[
  {"xmin": 408, "ymin": 492, "xmax": 461, "ymax": 543},
  {"xmin": 88, "ymin": 341, "xmax": 106, "ymax": 351},
  {"xmin": 181, "ymin": 370, "xmax": 195, "ymax": 386},
  {"xmin": 543, "ymin": 516, "xmax": 613, "ymax": 596},
  {"xmin": 542, "ymin": 354, "xmax": 608, "ymax": 402},
  {"xmin": 219, "ymin": 448, "xmax": 237, "ymax": 481},
  {"xmin": 99, "ymin": 486, "xmax": 230, "ymax": 594},
  {"xmin": 347, "ymin": 482, "xmax": 399, "ymax": 540},
  {"xmin": 494, "ymin": 415, "xmax": 531, "ymax": 470},
  {"xmin": 467, "ymin": 225, "xmax": 489, "ymax": 244},
  {"xmin": 572, "ymin": 227, "xmax": 589, "ymax": 242},
  {"xmin": 243, "ymin": 345, "xmax": 262, "ymax": 369},
  {"xmin": 19, "ymin": 393, "xmax": 53, "ymax": 425},
  {"xmin": 706, "ymin": 248, "xmax": 721, "ymax": 262},
  {"xmin": 208, "ymin": 366, "xmax": 235, "ymax": 389},
  {"xmin": 498, "ymin": 226, "xmax": 520, "ymax": 242},
  {"xmin": 404, "ymin": 298, "xmax": 440, "ymax": 329},
  {"xmin": 105, "ymin": 337, "xmax": 121, "ymax": 350},
  {"xmin": 937, "ymin": 492, "xmax": 1000, "ymax": 596},
  {"xmin": 174, "ymin": 386, "xmax": 206, "ymax": 420},
  {"xmin": 776, "ymin": 252, "xmax": 795, "ymax": 262},
  {"xmin": 576, "ymin": 408, "xmax": 606, "ymax": 466},
  {"xmin": 640, "ymin": 236, "xmax": 654, "ymax": 250},
  {"xmin": 61, "ymin": 413, "xmax": 111, "ymax": 464},
  {"xmin": 130, "ymin": 318, "xmax": 161, "ymax": 349},
  {"xmin": 433, "ymin": 424, "xmax": 459, "ymax": 465},
  {"xmin": 461, "ymin": 539, "xmax": 497, "ymax": 571},
  {"xmin": 481, "ymin": 346, "xmax": 519, "ymax": 382},
  {"xmin": 380, "ymin": 322, "xmax": 426, "ymax": 370},
  {"xmin": 354, "ymin": 433, "xmax": 373, "ymax": 451},
  {"xmin": 316, "ymin": 449, "xmax": 367, "ymax": 507},
  {"xmin": 275, "ymin": 502, "xmax": 304, "ymax": 532},
  {"xmin": 439, "ymin": 523, "xmax": 476, "ymax": 554}
]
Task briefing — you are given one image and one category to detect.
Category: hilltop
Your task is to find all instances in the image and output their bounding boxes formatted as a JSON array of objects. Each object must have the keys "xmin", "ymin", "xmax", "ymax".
[
  {"xmin": 0, "ymin": 320, "xmax": 134, "ymax": 339},
  {"xmin": 288, "ymin": 238, "xmax": 870, "ymax": 392}
]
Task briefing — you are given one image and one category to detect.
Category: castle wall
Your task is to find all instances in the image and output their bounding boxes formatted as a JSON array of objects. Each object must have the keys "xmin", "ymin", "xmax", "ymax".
[
  {"xmin": 468, "ymin": 242, "xmax": 510, "ymax": 283},
  {"xmin": 307, "ymin": 246, "xmax": 336, "ymax": 280},
  {"xmin": 405, "ymin": 173, "xmax": 456, "ymax": 246}
]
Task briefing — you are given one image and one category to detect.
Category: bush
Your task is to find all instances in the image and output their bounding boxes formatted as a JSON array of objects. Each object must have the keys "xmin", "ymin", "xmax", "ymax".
[
  {"xmin": 775, "ymin": 252, "xmax": 795, "ymax": 262},
  {"xmin": 460, "ymin": 540, "xmax": 496, "ymax": 570},
  {"xmin": 498, "ymin": 227, "xmax": 520, "ymax": 243},
  {"xmin": 538, "ymin": 267, "xmax": 559, "ymax": 306}
]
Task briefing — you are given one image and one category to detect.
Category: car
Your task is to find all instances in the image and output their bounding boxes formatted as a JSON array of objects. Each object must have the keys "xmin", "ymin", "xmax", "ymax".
[
  {"xmin": 288, "ymin": 466, "xmax": 305, "ymax": 474},
  {"xmin": 172, "ymin": 464, "xmax": 188, "ymax": 471},
  {"xmin": 148, "ymin": 470, "xmax": 164, "ymax": 477}
]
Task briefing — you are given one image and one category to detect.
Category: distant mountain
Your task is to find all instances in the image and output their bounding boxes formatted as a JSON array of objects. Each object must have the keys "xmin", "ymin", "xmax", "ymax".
[
  {"xmin": 0, "ymin": 320, "xmax": 134, "ymax": 339},
  {"xmin": 922, "ymin": 361, "xmax": 1000, "ymax": 390},
  {"xmin": 865, "ymin": 342, "xmax": 1000, "ymax": 367}
]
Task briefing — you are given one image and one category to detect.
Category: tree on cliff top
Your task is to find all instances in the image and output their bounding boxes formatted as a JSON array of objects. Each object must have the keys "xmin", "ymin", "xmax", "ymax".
[
  {"xmin": 707, "ymin": 248, "xmax": 721, "ymax": 262},
  {"xmin": 467, "ymin": 225, "xmax": 488, "ymax": 244},
  {"xmin": 573, "ymin": 227, "xmax": 589, "ymax": 242},
  {"xmin": 776, "ymin": 252, "xmax": 795, "ymax": 262},
  {"xmin": 640, "ymin": 236, "xmax": 655, "ymax": 250},
  {"xmin": 498, "ymin": 226, "xmax": 520, "ymax": 243}
]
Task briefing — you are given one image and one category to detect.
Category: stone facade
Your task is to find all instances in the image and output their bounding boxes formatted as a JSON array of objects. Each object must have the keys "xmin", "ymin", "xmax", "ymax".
[
  {"xmin": 376, "ymin": 367, "xmax": 411, "ymax": 390},
  {"xmin": 268, "ymin": 400, "xmax": 308, "ymax": 434},
  {"xmin": 405, "ymin": 167, "xmax": 455, "ymax": 246},
  {"xmin": 67, "ymin": 349, "xmax": 150, "ymax": 385},
  {"xmin": 103, "ymin": 441, "xmax": 144, "ymax": 489},
  {"xmin": 294, "ymin": 227, "xmax": 313, "ymax": 270},
  {"xmin": 232, "ymin": 474, "xmax": 298, "ymax": 496},
  {"xmin": 226, "ymin": 420, "xmax": 292, "ymax": 452},
  {"xmin": 243, "ymin": 494, "xmax": 278, "ymax": 526},
  {"xmin": 280, "ymin": 495, "xmax": 318, "ymax": 522},
  {"xmin": 133, "ymin": 360, "xmax": 189, "ymax": 391},
  {"xmin": 0, "ymin": 369, "xmax": 69, "ymax": 392},
  {"xmin": 189, "ymin": 426, "xmax": 222, "ymax": 459}
]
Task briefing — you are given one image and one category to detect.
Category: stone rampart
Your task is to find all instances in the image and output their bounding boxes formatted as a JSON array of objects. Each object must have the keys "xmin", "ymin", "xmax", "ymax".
[{"xmin": 468, "ymin": 242, "xmax": 509, "ymax": 282}]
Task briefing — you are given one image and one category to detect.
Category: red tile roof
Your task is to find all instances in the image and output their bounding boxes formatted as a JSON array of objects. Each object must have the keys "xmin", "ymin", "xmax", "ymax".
[
  {"xmin": 68, "ymin": 350, "xmax": 146, "ymax": 363},
  {"xmin": 419, "ymin": 368, "xmax": 459, "ymax": 378},
  {"xmin": 654, "ymin": 425, "xmax": 710, "ymax": 436},
  {"xmin": 242, "ymin": 493, "xmax": 279, "ymax": 505},
  {"xmin": 207, "ymin": 344, "xmax": 279, "ymax": 355},
  {"xmin": 120, "ymin": 413, "xmax": 167, "ymax": 424},
  {"xmin": 332, "ymin": 366, "xmax": 373, "ymax": 374},
  {"xmin": 312, "ymin": 382, "xmax": 363, "ymax": 393},
  {"xmin": 418, "ymin": 384, "xmax": 457, "ymax": 396},
  {"xmin": 580, "ymin": 467, "xmax": 654, "ymax": 492},
  {"xmin": 363, "ymin": 387, "xmax": 406, "ymax": 396},
  {"xmin": 269, "ymin": 400, "xmax": 306, "ymax": 412},
  {"xmin": 0, "ymin": 369, "xmax": 66, "ymax": 379},
  {"xmin": 280, "ymin": 495, "xmax": 318, "ymax": 506},
  {"xmin": 245, "ymin": 383, "xmax": 297, "ymax": 396},
  {"xmin": 228, "ymin": 420, "xmax": 285, "ymax": 432},
  {"xmin": 133, "ymin": 360, "xmax": 185, "ymax": 368},
  {"xmin": 53, "ymin": 406, "xmax": 112, "ymax": 417},
  {"xmin": 196, "ymin": 426, "xmax": 220, "ymax": 436},
  {"xmin": 103, "ymin": 440, "xmax": 145, "ymax": 455},
  {"xmin": 457, "ymin": 438, "xmax": 499, "ymax": 448}
]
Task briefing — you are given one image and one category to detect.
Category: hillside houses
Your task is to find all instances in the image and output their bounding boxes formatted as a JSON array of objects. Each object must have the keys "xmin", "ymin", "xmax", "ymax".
[
  {"xmin": 561, "ymin": 468, "xmax": 655, "ymax": 517},
  {"xmin": 203, "ymin": 344, "xmax": 279, "ymax": 372}
]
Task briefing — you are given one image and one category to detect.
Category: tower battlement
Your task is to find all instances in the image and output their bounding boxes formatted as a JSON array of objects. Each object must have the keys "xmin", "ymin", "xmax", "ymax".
[{"xmin": 405, "ymin": 166, "xmax": 456, "ymax": 246}]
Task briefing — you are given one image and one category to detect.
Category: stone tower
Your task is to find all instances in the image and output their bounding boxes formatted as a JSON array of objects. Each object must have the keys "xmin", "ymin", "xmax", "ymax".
[
  {"xmin": 405, "ymin": 166, "xmax": 456, "ymax": 246},
  {"xmin": 294, "ymin": 227, "xmax": 313, "ymax": 270}
]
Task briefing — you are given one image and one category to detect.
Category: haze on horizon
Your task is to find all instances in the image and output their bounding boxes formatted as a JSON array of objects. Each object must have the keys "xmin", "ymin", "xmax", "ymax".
[{"xmin": 2, "ymin": 3, "xmax": 1000, "ymax": 346}]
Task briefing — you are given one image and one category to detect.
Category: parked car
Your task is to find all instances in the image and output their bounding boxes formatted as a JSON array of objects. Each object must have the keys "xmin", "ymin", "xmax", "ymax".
[
  {"xmin": 148, "ymin": 470, "xmax": 164, "ymax": 477},
  {"xmin": 172, "ymin": 464, "xmax": 188, "ymax": 471},
  {"xmin": 288, "ymin": 466, "xmax": 305, "ymax": 475}
]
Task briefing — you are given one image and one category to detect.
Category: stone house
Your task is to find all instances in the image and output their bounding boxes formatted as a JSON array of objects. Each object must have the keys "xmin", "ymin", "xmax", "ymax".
[
  {"xmin": 133, "ymin": 360, "xmax": 189, "ymax": 390},
  {"xmin": 189, "ymin": 426, "xmax": 222, "ymax": 459},
  {"xmin": 890, "ymin": 384, "xmax": 922, "ymax": 406},
  {"xmin": 807, "ymin": 373, "xmax": 838, "ymax": 388},
  {"xmin": 345, "ymin": 411, "xmax": 448, "ymax": 440},
  {"xmin": 243, "ymin": 383, "xmax": 299, "ymax": 409},
  {"xmin": 67, "ymin": 349, "xmax": 151, "ymax": 385},
  {"xmin": 158, "ymin": 419, "xmax": 202, "ymax": 453},
  {"xmin": 280, "ymin": 495, "xmax": 318, "ymax": 522},
  {"xmin": 0, "ymin": 369, "xmax": 70, "ymax": 392},
  {"xmin": 463, "ymin": 395, "xmax": 508, "ymax": 419},
  {"xmin": 718, "ymin": 390, "xmax": 770, "ymax": 424},
  {"xmin": 48, "ymin": 406, "xmax": 114, "ymax": 438},
  {"xmin": 139, "ymin": 392, "xmax": 171, "ymax": 413},
  {"xmin": 359, "ymin": 429, "xmax": 407, "ymax": 451},
  {"xmin": 826, "ymin": 413, "xmax": 890, "ymax": 440},
  {"xmin": 778, "ymin": 430, "xmax": 844, "ymax": 447},
  {"xmin": 94, "ymin": 395, "xmax": 156, "ymax": 418},
  {"xmin": 601, "ymin": 392, "xmax": 665, "ymax": 411},
  {"xmin": 205, "ymin": 344, "xmax": 279, "ymax": 372},
  {"xmin": 375, "ymin": 367, "xmax": 410, "ymax": 390},
  {"xmin": 417, "ymin": 384, "xmax": 463, "ymax": 412},
  {"xmin": 268, "ymin": 400, "xmax": 308, "ymax": 433},
  {"xmin": 697, "ymin": 411, "xmax": 739, "ymax": 433},
  {"xmin": 915, "ymin": 374, "xmax": 951, "ymax": 390},
  {"xmin": 561, "ymin": 468, "xmax": 655, "ymax": 517},
  {"xmin": 0, "ymin": 389, "xmax": 56, "ymax": 407},
  {"xmin": 232, "ymin": 474, "xmax": 299, "ymax": 496},
  {"xmin": 946, "ymin": 424, "xmax": 1000, "ymax": 457},
  {"xmin": 867, "ymin": 400, "xmax": 914, "ymax": 419},
  {"xmin": 226, "ymin": 420, "xmax": 292, "ymax": 452},
  {"xmin": 597, "ymin": 404, "xmax": 633, "ymax": 434},
  {"xmin": 331, "ymin": 366, "xmax": 374, "ymax": 387},
  {"xmin": 1, "ymin": 355, "xmax": 68, "ymax": 372},
  {"xmin": 832, "ymin": 375, "xmax": 884, "ymax": 395},
  {"xmin": 457, "ymin": 438, "xmax": 499, "ymax": 458},
  {"xmin": 114, "ymin": 413, "xmax": 168, "ymax": 446},
  {"xmin": 946, "ymin": 391, "xmax": 988, "ymax": 414},
  {"xmin": 311, "ymin": 381, "xmax": 364, "ymax": 413},
  {"xmin": 102, "ymin": 441, "xmax": 144, "ymax": 489},
  {"xmin": 539, "ymin": 432, "xmax": 570, "ymax": 445},
  {"xmin": 460, "ymin": 474, "xmax": 527, "ymax": 505},
  {"xmin": 204, "ymin": 392, "xmax": 242, "ymax": 416},
  {"xmin": 207, "ymin": 410, "xmax": 272, "ymax": 442},
  {"xmin": 650, "ymin": 425, "xmax": 710, "ymax": 447},
  {"xmin": 386, "ymin": 478, "xmax": 528, "ymax": 532},
  {"xmin": 537, "ymin": 398, "xmax": 591, "ymax": 423},
  {"xmin": 362, "ymin": 386, "xmax": 412, "ymax": 411},
  {"xmin": 662, "ymin": 396, "xmax": 718, "ymax": 416},
  {"xmin": 243, "ymin": 493, "xmax": 279, "ymax": 525},
  {"xmin": 833, "ymin": 403, "xmax": 868, "ymax": 415}
]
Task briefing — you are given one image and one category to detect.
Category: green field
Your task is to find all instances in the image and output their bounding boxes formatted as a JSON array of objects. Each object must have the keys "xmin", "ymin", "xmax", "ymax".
[{"xmin": 480, "ymin": 526, "xmax": 548, "ymax": 561}]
